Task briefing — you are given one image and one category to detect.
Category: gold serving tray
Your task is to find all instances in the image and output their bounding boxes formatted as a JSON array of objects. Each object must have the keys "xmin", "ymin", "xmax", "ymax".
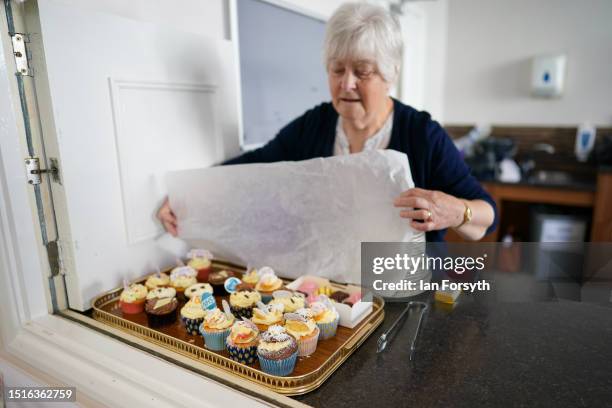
[{"xmin": 92, "ymin": 260, "xmax": 384, "ymax": 395}]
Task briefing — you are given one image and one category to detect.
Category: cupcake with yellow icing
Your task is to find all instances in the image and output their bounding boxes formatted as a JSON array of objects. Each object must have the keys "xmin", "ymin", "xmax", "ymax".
[
  {"xmin": 199, "ymin": 308, "xmax": 235, "ymax": 351},
  {"xmin": 144, "ymin": 272, "xmax": 170, "ymax": 290},
  {"xmin": 269, "ymin": 291, "xmax": 305, "ymax": 313},
  {"xmin": 184, "ymin": 283, "xmax": 213, "ymax": 300},
  {"xmin": 226, "ymin": 320, "xmax": 260, "ymax": 365},
  {"xmin": 186, "ymin": 249, "xmax": 213, "ymax": 282},
  {"xmin": 241, "ymin": 268, "xmax": 259, "ymax": 285},
  {"xmin": 251, "ymin": 302, "xmax": 284, "ymax": 332},
  {"xmin": 310, "ymin": 300, "xmax": 340, "ymax": 340},
  {"xmin": 119, "ymin": 283, "xmax": 148, "ymax": 314},
  {"xmin": 170, "ymin": 266, "xmax": 197, "ymax": 299},
  {"xmin": 229, "ymin": 286, "xmax": 261, "ymax": 319},
  {"xmin": 257, "ymin": 325, "xmax": 298, "ymax": 376},
  {"xmin": 284, "ymin": 308, "xmax": 319, "ymax": 357},
  {"xmin": 180, "ymin": 296, "xmax": 206, "ymax": 335},
  {"xmin": 254, "ymin": 267, "xmax": 283, "ymax": 303}
]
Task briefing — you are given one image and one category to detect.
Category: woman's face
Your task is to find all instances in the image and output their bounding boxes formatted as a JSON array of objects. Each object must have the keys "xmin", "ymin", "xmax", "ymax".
[{"xmin": 328, "ymin": 58, "xmax": 390, "ymax": 125}]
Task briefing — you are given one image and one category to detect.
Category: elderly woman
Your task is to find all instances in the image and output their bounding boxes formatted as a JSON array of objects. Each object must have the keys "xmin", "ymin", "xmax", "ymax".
[{"xmin": 158, "ymin": 2, "xmax": 497, "ymax": 241}]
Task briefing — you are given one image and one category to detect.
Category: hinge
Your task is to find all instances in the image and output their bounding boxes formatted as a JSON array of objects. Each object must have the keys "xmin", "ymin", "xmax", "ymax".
[
  {"xmin": 10, "ymin": 32, "xmax": 32, "ymax": 76},
  {"xmin": 46, "ymin": 240, "xmax": 61, "ymax": 277},
  {"xmin": 25, "ymin": 157, "xmax": 61, "ymax": 185}
]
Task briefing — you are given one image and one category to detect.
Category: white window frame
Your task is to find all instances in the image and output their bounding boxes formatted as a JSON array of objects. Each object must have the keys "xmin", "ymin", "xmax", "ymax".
[{"xmin": 0, "ymin": 3, "xmax": 305, "ymax": 407}]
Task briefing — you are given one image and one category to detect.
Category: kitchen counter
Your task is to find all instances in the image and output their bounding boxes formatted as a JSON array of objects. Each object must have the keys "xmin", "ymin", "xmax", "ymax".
[{"xmin": 294, "ymin": 273, "xmax": 612, "ymax": 407}]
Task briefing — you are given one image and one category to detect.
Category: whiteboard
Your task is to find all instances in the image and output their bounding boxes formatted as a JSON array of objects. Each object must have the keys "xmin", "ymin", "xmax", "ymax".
[{"xmin": 237, "ymin": 0, "xmax": 329, "ymax": 147}]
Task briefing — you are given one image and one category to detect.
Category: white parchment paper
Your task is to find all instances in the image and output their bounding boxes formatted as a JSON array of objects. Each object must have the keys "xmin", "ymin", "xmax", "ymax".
[{"xmin": 167, "ymin": 150, "xmax": 425, "ymax": 284}]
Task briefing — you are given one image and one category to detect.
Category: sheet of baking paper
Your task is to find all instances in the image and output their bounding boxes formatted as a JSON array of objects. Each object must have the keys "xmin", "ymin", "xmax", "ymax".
[{"xmin": 167, "ymin": 149, "xmax": 425, "ymax": 285}]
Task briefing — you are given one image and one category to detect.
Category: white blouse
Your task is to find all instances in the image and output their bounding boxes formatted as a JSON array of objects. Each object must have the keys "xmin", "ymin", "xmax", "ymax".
[{"xmin": 333, "ymin": 111, "xmax": 394, "ymax": 156}]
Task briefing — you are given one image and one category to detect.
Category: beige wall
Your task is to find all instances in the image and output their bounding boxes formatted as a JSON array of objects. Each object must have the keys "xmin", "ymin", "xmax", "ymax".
[{"xmin": 442, "ymin": 0, "xmax": 612, "ymax": 126}]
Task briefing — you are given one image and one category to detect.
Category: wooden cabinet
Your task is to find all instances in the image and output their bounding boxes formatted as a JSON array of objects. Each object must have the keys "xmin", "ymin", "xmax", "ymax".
[{"xmin": 446, "ymin": 172, "xmax": 612, "ymax": 242}]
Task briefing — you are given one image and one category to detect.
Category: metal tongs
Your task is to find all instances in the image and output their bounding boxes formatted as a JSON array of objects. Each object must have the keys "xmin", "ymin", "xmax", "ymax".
[{"xmin": 376, "ymin": 301, "xmax": 428, "ymax": 360}]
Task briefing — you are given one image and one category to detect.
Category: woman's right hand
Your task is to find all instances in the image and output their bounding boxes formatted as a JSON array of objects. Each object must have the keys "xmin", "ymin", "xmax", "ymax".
[{"xmin": 157, "ymin": 197, "xmax": 177, "ymax": 236}]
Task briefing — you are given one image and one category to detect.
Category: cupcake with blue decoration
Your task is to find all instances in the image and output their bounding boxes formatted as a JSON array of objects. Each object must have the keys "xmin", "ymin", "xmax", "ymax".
[
  {"xmin": 199, "ymin": 306, "xmax": 235, "ymax": 351},
  {"xmin": 257, "ymin": 325, "xmax": 298, "ymax": 376},
  {"xmin": 226, "ymin": 319, "xmax": 260, "ymax": 365}
]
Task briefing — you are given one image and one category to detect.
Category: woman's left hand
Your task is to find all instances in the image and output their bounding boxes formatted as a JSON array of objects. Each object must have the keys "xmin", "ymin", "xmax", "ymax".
[{"xmin": 394, "ymin": 188, "xmax": 465, "ymax": 232}]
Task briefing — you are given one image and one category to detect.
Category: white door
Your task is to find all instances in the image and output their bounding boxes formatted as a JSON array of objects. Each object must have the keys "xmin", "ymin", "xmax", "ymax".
[{"xmin": 31, "ymin": 0, "xmax": 240, "ymax": 310}]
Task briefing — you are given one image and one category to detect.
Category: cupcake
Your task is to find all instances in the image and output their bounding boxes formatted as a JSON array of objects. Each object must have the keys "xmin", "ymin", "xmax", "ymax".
[
  {"xmin": 145, "ymin": 295, "xmax": 178, "ymax": 327},
  {"xmin": 180, "ymin": 296, "xmax": 206, "ymax": 335},
  {"xmin": 269, "ymin": 291, "xmax": 305, "ymax": 313},
  {"xmin": 257, "ymin": 325, "xmax": 299, "ymax": 376},
  {"xmin": 229, "ymin": 287, "xmax": 261, "ymax": 319},
  {"xmin": 284, "ymin": 308, "xmax": 319, "ymax": 357},
  {"xmin": 188, "ymin": 257, "xmax": 212, "ymax": 282},
  {"xmin": 119, "ymin": 283, "xmax": 148, "ymax": 314},
  {"xmin": 226, "ymin": 320, "xmax": 260, "ymax": 365},
  {"xmin": 241, "ymin": 269, "xmax": 259, "ymax": 285},
  {"xmin": 144, "ymin": 272, "xmax": 170, "ymax": 290},
  {"xmin": 146, "ymin": 286, "xmax": 176, "ymax": 300},
  {"xmin": 199, "ymin": 308, "xmax": 235, "ymax": 351},
  {"xmin": 310, "ymin": 300, "xmax": 340, "ymax": 340},
  {"xmin": 208, "ymin": 270, "xmax": 235, "ymax": 295},
  {"xmin": 255, "ymin": 268, "xmax": 283, "ymax": 303},
  {"xmin": 251, "ymin": 303, "xmax": 284, "ymax": 332},
  {"xmin": 184, "ymin": 283, "xmax": 213, "ymax": 300},
  {"xmin": 170, "ymin": 266, "xmax": 198, "ymax": 299}
]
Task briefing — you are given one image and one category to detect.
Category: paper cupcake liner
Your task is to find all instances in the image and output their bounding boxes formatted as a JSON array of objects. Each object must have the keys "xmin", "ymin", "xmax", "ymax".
[
  {"xmin": 297, "ymin": 327, "xmax": 319, "ymax": 357},
  {"xmin": 199, "ymin": 325, "xmax": 231, "ymax": 351},
  {"xmin": 317, "ymin": 316, "xmax": 339, "ymax": 340},
  {"xmin": 257, "ymin": 351, "xmax": 298, "ymax": 376},
  {"xmin": 226, "ymin": 343, "xmax": 258, "ymax": 365},
  {"xmin": 181, "ymin": 316, "xmax": 204, "ymax": 336},
  {"xmin": 230, "ymin": 305, "xmax": 254, "ymax": 319},
  {"xmin": 146, "ymin": 309, "xmax": 177, "ymax": 328},
  {"xmin": 119, "ymin": 300, "xmax": 145, "ymax": 314}
]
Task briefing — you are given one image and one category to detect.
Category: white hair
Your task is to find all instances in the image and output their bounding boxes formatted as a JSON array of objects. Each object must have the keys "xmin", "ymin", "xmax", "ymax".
[{"xmin": 324, "ymin": 2, "xmax": 403, "ymax": 83}]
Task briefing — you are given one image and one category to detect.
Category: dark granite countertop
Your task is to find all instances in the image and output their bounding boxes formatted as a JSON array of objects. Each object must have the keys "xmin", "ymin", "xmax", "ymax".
[{"xmin": 294, "ymin": 274, "xmax": 612, "ymax": 408}]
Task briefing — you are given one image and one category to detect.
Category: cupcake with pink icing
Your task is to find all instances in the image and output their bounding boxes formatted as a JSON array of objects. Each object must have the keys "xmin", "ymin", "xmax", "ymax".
[{"xmin": 257, "ymin": 325, "xmax": 298, "ymax": 376}]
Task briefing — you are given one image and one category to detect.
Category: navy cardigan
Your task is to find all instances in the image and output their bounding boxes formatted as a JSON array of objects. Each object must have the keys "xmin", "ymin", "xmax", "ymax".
[{"xmin": 224, "ymin": 98, "xmax": 498, "ymax": 241}]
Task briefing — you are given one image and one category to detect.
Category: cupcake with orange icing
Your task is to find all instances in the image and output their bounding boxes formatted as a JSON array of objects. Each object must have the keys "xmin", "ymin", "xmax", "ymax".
[
  {"xmin": 257, "ymin": 325, "xmax": 298, "ymax": 376},
  {"xmin": 254, "ymin": 267, "xmax": 283, "ymax": 303},
  {"xmin": 226, "ymin": 320, "xmax": 260, "ymax": 365},
  {"xmin": 199, "ymin": 308, "xmax": 235, "ymax": 351},
  {"xmin": 284, "ymin": 308, "xmax": 319, "ymax": 357},
  {"xmin": 251, "ymin": 302, "xmax": 284, "ymax": 332},
  {"xmin": 119, "ymin": 283, "xmax": 148, "ymax": 314}
]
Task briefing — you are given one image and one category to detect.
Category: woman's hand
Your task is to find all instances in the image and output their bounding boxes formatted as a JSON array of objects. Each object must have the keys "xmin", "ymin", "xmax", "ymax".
[
  {"xmin": 394, "ymin": 188, "xmax": 465, "ymax": 232},
  {"xmin": 157, "ymin": 197, "xmax": 178, "ymax": 236}
]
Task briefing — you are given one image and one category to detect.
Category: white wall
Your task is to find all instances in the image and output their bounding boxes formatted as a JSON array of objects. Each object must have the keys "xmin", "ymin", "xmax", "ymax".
[{"xmin": 443, "ymin": 0, "xmax": 612, "ymax": 126}]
